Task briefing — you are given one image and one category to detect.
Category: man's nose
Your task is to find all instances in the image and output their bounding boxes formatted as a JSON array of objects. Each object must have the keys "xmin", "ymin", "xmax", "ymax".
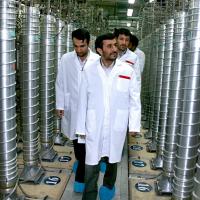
[
  {"xmin": 121, "ymin": 39, "xmax": 126, "ymax": 44},
  {"xmin": 76, "ymin": 47, "xmax": 81, "ymax": 52},
  {"xmin": 112, "ymin": 46, "xmax": 118, "ymax": 52}
]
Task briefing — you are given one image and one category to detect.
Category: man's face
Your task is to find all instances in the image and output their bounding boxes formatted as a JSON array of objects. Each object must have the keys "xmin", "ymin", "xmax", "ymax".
[
  {"xmin": 116, "ymin": 34, "xmax": 130, "ymax": 51},
  {"xmin": 99, "ymin": 39, "xmax": 118, "ymax": 61},
  {"xmin": 73, "ymin": 38, "xmax": 89, "ymax": 58}
]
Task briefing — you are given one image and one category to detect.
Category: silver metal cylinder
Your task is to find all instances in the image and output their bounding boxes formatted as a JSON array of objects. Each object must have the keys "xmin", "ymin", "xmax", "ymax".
[
  {"xmin": 66, "ymin": 23, "xmax": 76, "ymax": 53},
  {"xmin": 40, "ymin": 15, "xmax": 57, "ymax": 161},
  {"xmin": 156, "ymin": 11, "xmax": 187, "ymax": 194},
  {"xmin": 141, "ymin": 35, "xmax": 152, "ymax": 129},
  {"xmin": 143, "ymin": 29, "xmax": 159, "ymax": 142},
  {"xmin": 0, "ymin": 0, "xmax": 17, "ymax": 196},
  {"xmin": 148, "ymin": 30, "xmax": 160, "ymax": 132},
  {"xmin": 147, "ymin": 25, "xmax": 166, "ymax": 152},
  {"xmin": 163, "ymin": 11, "xmax": 187, "ymax": 175},
  {"xmin": 151, "ymin": 19, "xmax": 175, "ymax": 170},
  {"xmin": 54, "ymin": 19, "xmax": 67, "ymax": 145},
  {"xmin": 90, "ymin": 35, "xmax": 96, "ymax": 52},
  {"xmin": 21, "ymin": 6, "xmax": 40, "ymax": 166},
  {"xmin": 144, "ymin": 29, "xmax": 159, "ymax": 140},
  {"xmin": 193, "ymin": 149, "xmax": 200, "ymax": 200},
  {"xmin": 19, "ymin": 6, "xmax": 44, "ymax": 183},
  {"xmin": 55, "ymin": 19, "xmax": 67, "ymax": 75},
  {"xmin": 173, "ymin": 1, "xmax": 200, "ymax": 199}
]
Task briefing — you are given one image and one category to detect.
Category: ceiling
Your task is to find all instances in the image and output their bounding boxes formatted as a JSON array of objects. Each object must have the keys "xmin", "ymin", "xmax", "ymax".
[
  {"xmin": 77, "ymin": 0, "xmax": 150, "ymax": 32},
  {"xmin": 86, "ymin": 0, "xmax": 147, "ymax": 19}
]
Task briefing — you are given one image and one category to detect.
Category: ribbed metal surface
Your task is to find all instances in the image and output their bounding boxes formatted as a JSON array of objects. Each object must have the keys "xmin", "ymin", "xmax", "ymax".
[
  {"xmin": 0, "ymin": 0, "xmax": 17, "ymax": 195},
  {"xmin": 40, "ymin": 15, "xmax": 56, "ymax": 159},
  {"xmin": 141, "ymin": 35, "xmax": 151, "ymax": 129},
  {"xmin": 193, "ymin": 149, "xmax": 200, "ymax": 200},
  {"xmin": 140, "ymin": 37, "xmax": 147, "ymax": 119},
  {"xmin": 66, "ymin": 23, "xmax": 76, "ymax": 53},
  {"xmin": 163, "ymin": 11, "xmax": 187, "ymax": 175},
  {"xmin": 90, "ymin": 35, "xmax": 96, "ymax": 52},
  {"xmin": 156, "ymin": 11, "xmax": 187, "ymax": 194},
  {"xmin": 54, "ymin": 19, "xmax": 67, "ymax": 145},
  {"xmin": 21, "ymin": 6, "xmax": 40, "ymax": 165},
  {"xmin": 152, "ymin": 19, "xmax": 175, "ymax": 169},
  {"xmin": 147, "ymin": 25, "xmax": 166, "ymax": 151},
  {"xmin": 173, "ymin": 0, "xmax": 200, "ymax": 199},
  {"xmin": 145, "ymin": 29, "xmax": 159, "ymax": 139},
  {"xmin": 55, "ymin": 19, "xmax": 67, "ymax": 75}
]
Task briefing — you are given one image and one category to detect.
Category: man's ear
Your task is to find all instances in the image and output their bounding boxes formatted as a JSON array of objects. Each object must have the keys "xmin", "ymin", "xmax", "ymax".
[{"xmin": 96, "ymin": 47, "xmax": 102, "ymax": 56}]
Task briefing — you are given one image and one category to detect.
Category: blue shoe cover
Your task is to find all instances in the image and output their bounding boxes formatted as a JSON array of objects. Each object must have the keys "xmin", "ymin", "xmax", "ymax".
[
  {"xmin": 72, "ymin": 160, "xmax": 78, "ymax": 173},
  {"xmin": 73, "ymin": 181, "xmax": 85, "ymax": 193},
  {"xmin": 99, "ymin": 186, "xmax": 115, "ymax": 200},
  {"xmin": 100, "ymin": 161, "xmax": 107, "ymax": 173}
]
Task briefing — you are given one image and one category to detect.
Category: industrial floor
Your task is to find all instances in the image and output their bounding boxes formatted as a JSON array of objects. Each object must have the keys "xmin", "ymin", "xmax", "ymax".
[
  {"xmin": 60, "ymin": 141, "xmax": 128, "ymax": 200},
  {"xmin": 17, "ymin": 130, "xmax": 172, "ymax": 200}
]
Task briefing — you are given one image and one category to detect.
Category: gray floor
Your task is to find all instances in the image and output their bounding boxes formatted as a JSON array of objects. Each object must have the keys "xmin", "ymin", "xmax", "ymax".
[{"xmin": 61, "ymin": 142, "xmax": 129, "ymax": 200}]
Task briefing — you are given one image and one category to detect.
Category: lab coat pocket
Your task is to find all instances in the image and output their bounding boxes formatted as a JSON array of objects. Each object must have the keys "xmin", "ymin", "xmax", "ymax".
[
  {"xmin": 113, "ymin": 109, "xmax": 128, "ymax": 132},
  {"xmin": 86, "ymin": 109, "xmax": 96, "ymax": 133},
  {"xmin": 116, "ymin": 78, "xmax": 129, "ymax": 92}
]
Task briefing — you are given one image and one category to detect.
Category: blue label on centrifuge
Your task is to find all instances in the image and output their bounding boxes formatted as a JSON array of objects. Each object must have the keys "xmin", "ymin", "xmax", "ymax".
[
  {"xmin": 44, "ymin": 176, "xmax": 61, "ymax": 185},
  {"xmin": 132, "ymin": 160, "xmax": 146, "ymax": 167},
  {"xmin": 135, "ymin": 182, "xmax": 152, "ymax": 192},
  {"xmin": 58, "ymin": 155, "xmax": 72, "ymax": 162},
  {"xmin": 130, "ymin": 145, "xmax": 143, "ymax": 151}
]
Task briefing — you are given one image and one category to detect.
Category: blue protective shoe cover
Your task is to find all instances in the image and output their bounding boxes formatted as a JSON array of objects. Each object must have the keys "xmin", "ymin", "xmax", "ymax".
[
  {"xmin": 73, "ymin": 181, "xmax": 85, "ymax": 193},
  {"xmin": 100, "ymin": 161, "xmax": 107, "ymax": 173},
  {"xmin": 72, "ymin": 160, "xmax": 78, "ymax": 173},
  {"xmin": 99, "ymin": 186, "xmax": 115, "ymax": 200}
]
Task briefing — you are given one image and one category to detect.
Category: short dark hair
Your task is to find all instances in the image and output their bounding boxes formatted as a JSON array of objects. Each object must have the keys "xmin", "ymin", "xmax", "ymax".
[
  {"xmin": 72, "ymin": 28, "xmax": 90, "ymax": 44},
  {"xmin": 95, "ymin": 33, "xmax": 116, "ymax": 51},
  {"xmin": 114, "ymin": 28, "xmax": 131, "ymax": 38},
  {"xmin": 130, "ymin": 34, "xmax": 139, "ymax": 47}
]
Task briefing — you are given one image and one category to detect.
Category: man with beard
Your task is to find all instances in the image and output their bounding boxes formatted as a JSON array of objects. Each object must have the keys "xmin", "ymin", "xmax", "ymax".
[
  {"xmin": 114, "ymin": 28, "xmax": 141, "ymax": 91},
  {"xmin": 55, "ymin": 28, "xmax": 99, "ymax": 193},
  {"xmin": 76, "ymin": 33, "xmax": 141, "ymax": 200}
]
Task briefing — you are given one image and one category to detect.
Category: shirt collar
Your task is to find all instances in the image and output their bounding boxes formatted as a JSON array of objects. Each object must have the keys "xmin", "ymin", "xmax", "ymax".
[
  {"xmin": 77, "ymin": 49, "xmax": 90, "ymax": 69},
  {"xmin": 100, "ymin": 59, "xmax": 116, "ymax": 69}
]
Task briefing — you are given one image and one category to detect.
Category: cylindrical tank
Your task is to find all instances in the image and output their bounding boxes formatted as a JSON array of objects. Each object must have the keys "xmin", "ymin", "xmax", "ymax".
[
  {"xmin": 0, "ymin": 0, "xmax": 18, "ymax": 198},
  {"xmin": 40, "ymin": 14, "xmax": 57, "ymax": 161}
]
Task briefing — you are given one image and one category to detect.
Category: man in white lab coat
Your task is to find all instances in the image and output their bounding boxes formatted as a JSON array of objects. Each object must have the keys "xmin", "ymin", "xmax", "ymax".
[
  {"xmin": 114, "ymin": 28, "xmax": 141, "ymax": 90},
  {"xmin": 55, "ymin": 28, "xmax": 99, "ymax": 193},
  {"xmin": 76, "ymin": 33, "xmax": 141, "ymax": 200},
  {"xmin": 129, "ymin": 34, "xmax": 145, "ymax": 74}
]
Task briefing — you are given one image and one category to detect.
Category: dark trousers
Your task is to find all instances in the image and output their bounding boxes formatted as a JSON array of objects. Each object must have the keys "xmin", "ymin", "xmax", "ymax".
[
  {"xmin": 73, "ymin": 139, "xmax": 86, "ymax": 183},
  {"xmin": 82, "ymin": 158, "xmax": 117, "ymax": 200}
]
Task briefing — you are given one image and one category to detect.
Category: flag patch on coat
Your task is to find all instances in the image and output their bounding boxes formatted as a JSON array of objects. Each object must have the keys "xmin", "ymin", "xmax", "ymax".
[
  {"xmin": 119, "ymin": 75, "xmax": 131, "ymax": 79},
  {"xmin": 125, "ymin": 60, "xmax": 134, "ymax": 65}
]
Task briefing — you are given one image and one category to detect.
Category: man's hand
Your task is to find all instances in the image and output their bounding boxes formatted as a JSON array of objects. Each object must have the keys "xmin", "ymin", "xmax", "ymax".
[
  {"xmin": 129, "ymin": 132, "xmax": 140, "ymax": 137},
  {"xmin": 56, "ymin": 109, "xmax": 64, "ymax": 118}
]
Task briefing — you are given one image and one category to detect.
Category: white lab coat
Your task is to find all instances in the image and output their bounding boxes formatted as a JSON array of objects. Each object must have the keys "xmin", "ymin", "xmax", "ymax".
[
  {"xmin": 76, "ymin": 59, "xmax": 141, "ymax": 165},
  {"xmin": 55, "ymin": 49, "xmax": 99, "ymax": 140},
  {"xmin": 135, "ymin": 48, "xmax": 145, "ymax": 74},
  {"xmin": 119, "ymin": 48, "xmax": 141, "ymax": 90}
]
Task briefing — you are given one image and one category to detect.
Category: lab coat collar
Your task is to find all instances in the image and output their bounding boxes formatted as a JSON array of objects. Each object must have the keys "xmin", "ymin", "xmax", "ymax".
[
  {"xmin": 73, "ymin": 48, "xmax": 93, "ymax": 60},
  {"xmin": 97, "ymin": 58, "xmax": 122, "ymax": 80},
  {"xmin": 73, "ymin": 48, "xmax": 94, "ymax": 70}
]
